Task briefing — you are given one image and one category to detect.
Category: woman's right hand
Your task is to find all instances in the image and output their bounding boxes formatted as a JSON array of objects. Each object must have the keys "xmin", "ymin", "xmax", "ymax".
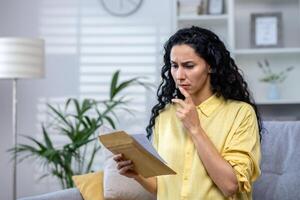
[
  {"xmin": 113, "ymin": 154, "xmax": 139, "ymax": 179},
  {"xmin": 113, "ymin": 154, "xmax": 157, "ymax": 194}
]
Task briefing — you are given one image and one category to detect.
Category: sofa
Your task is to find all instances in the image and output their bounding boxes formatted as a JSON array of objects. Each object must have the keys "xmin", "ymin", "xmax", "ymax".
[
  {"xmin": 253, "ymin": 121, "xmax": 300, "ymax": 199},
  {"xmin": 19, "ymin": 188, "xmax": 82, "ymax": 200},
  {"xmin": 19, "ymin": 121, "xmax": 300, "ymax": 200}
]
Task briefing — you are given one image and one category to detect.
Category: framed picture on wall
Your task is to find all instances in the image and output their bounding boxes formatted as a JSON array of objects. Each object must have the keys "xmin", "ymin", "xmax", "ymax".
[
  {"xmin": 250, "ymin": 12, "xmax": 283, "ymax": 48},
  {"xmin": 207, "ymin": 0, "xmax": 224, "ymax": 15}
]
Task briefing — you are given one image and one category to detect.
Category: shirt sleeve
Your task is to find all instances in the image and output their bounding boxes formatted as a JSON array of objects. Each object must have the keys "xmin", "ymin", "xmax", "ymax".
[{"xmin": 222, "ymin": 105, "xmax": 261, "ymax": 193}]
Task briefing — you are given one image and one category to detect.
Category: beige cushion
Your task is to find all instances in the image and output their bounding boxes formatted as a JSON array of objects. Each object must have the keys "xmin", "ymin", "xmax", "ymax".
[{"xmin": 72, "ymin": 171, "xmax": 104, "ymax": 200}]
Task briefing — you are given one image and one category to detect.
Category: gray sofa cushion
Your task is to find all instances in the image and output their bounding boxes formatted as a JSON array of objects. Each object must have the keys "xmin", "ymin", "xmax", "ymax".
[
  {"xmin": 18, "ymin": 188, "xmax": 83, "ymax": 200},
  {"xmin": 253, "ymin": 121, "xmax": 300, "ymax": 200}
]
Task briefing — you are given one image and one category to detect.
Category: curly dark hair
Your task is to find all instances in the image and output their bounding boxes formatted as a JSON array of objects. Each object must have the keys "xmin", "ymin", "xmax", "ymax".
[{"xmin": 146, "ymin": 26, "xmax": 262, "ymax": 139}]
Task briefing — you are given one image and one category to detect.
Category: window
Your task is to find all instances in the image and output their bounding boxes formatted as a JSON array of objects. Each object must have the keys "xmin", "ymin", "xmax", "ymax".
[{"xmin": 36, "ymin": 0, "xmax": 172, "ymax": 191}]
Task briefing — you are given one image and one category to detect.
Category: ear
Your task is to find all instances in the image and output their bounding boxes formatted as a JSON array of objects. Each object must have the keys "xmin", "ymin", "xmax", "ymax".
[
  {"xmin": 208, "ymin": 66, "xmax": 215, "ymax": 74},
  {"xmin": 208, "ymin": 64, "xmax": 212, "ymax": 73}
]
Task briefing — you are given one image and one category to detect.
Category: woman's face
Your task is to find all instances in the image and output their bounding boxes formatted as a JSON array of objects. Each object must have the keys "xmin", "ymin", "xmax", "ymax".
[{"xmin": 170, "ymin": 44, "xmax": 212, "ymax": 104}]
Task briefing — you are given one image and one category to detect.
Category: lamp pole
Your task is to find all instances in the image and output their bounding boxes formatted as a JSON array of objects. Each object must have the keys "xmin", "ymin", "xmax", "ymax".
[{"xmin": 12, "ymin": 78, "xmax": 17, "ymax": 200}]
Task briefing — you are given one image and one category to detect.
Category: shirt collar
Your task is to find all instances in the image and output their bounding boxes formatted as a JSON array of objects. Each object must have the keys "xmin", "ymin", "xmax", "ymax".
[{"xmin": 196, "ymin": 94, "xmax": 224, "ymax": 117}]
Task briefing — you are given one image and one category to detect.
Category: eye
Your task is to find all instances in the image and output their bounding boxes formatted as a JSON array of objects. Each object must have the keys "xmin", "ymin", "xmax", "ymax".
[
  {"xmin": 171, "ymin": 63, "xmax": 178, "ymax": 69},
  {"xmin": 184, "ymin": 63, "xmax": 194, "ymax": 69}
]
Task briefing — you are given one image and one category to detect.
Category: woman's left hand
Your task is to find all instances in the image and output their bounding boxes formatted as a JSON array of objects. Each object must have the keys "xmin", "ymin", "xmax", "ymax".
[{"xmin": 171, "ymin": 87, "xmax": 201, "ymax": 136}]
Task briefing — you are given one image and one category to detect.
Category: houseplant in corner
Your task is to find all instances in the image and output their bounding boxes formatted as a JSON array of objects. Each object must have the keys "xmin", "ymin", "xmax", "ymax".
[
  {"xmin": 9, "ymin": 70, "xmax": 152, "ymax": 189},
  {"xmin": 257, "ymin": 59, "xmax": 294, "ymax": 100}
]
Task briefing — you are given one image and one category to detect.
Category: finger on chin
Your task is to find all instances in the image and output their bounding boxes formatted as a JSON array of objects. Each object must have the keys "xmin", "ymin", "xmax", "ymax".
[
  {"xmin": 178, "ymin": 86, "xmax": 189, "ymax": 97},
  {"xmin": 178, "ymin": 86, "xmax": 194, "ymax": 104}
]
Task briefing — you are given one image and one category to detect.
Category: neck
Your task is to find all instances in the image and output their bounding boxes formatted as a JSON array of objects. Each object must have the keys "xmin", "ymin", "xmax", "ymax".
[{"xmin": 192, "ymin": 89, "xmax": 214, "ymax": 106}]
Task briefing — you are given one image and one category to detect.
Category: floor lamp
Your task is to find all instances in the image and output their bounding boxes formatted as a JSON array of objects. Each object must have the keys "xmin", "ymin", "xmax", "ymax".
[{"xmin": 0, "ymin": 38, "xmax": 45, "ymax": 200}]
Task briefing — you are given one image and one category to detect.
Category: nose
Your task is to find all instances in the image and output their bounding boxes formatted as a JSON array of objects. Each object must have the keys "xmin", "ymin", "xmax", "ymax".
[{"xmin": 176, "ymin": 66, "xmax": 185, "ymax": 81}]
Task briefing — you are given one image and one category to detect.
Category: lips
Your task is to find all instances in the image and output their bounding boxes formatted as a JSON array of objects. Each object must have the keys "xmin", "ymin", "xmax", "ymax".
[{"xmin": 179, "ymin": 84, "xmax": 190, "ymax": 89}]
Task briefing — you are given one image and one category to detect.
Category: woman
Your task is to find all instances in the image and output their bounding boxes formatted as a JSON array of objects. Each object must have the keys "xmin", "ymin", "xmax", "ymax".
[{"xmin": 114, "ymin": 26, "xmax": 261, "ymax": 200}]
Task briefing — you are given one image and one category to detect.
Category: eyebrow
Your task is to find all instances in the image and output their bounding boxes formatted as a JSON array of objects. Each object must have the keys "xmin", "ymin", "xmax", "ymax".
[{"xmin": 171, "ymin": 60, "xmax": 194, "ymax": 64}]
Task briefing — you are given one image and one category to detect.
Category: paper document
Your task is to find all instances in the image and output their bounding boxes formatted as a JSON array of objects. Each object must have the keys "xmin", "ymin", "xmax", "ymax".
[
  {"xmin": 131, "ymin": 134, "xmax": 166, "ymax": 164},
  {"xmin": 99, "ymin": 131, "xmax": 176, "ymax": 178}
]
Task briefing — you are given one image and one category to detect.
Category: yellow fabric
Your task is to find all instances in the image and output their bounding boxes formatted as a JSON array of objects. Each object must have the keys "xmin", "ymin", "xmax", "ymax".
[
  {"xmin": 153, "ymin": 94, "xmax": 261, "ymax": 200},
  {"xmin": 72, "ymin": 171, "xmax": 104, "ymax": 200}
]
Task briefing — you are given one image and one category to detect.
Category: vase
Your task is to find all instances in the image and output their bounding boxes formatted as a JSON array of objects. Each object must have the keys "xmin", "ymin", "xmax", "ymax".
[{"xmin": 267, "ymin": 83, "xmax": 280, "ymax": 100}]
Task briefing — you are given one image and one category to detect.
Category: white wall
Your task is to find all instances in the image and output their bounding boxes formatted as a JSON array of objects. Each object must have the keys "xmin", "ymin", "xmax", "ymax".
[
  {"xmin": 0, "ymin": 80, "xmax": 13, "ymax": 200},
  {"xmin": 0, "ymin": 1, "xmax": 42, "ymax": 199},
  {"xmin": 0, "ymin": 0, "xmax": 173, "ymax": 199}
]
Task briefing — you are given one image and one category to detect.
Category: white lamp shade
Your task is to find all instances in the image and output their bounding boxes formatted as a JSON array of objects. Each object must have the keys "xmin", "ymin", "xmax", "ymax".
[{"xmin": 0, "ymin": 38, "xmax": 45, "ymax": 79}]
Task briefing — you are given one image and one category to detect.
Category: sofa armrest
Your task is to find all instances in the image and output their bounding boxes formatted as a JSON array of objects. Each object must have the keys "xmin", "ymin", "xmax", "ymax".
[{"xmin": 18, "ymin": 188, "xmax": 83, "ymax": 200}]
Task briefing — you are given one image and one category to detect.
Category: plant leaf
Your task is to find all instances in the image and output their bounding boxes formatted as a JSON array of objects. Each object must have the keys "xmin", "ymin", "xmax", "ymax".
[{"xmin": 110, "ymin": 70, "xmax": 120, "ymax": 100}]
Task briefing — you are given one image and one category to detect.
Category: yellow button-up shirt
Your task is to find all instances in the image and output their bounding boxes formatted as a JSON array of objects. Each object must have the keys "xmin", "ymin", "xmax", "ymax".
[{"xmin": 152, "ymin": 94, "xmax": 261, "ymax": 200}]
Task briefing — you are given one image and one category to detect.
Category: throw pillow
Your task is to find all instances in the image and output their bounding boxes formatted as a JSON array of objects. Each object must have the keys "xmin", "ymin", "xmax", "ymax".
[
  {"xmin": 72, "ymin": 171, "xmax": 104, "ymax": 200},
  {"xmin": 103, "ymin": 148, "xmax": 156, "ymax": 200}
]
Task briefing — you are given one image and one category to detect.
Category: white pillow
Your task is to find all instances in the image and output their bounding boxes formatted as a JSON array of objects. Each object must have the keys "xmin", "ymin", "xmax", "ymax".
[
  {"xmin": 99, "ymin": 126, "xmax": 156, "ymax": 200},
  {"xmin": 103, "ymin": 148, "xmax": 156, "ymax": 200}
]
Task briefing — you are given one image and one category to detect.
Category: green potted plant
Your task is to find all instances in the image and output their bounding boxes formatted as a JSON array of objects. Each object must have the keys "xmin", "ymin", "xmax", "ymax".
[
  {"xmin": 258, "ymin": 59, "xmax": 294, "ymax": 83},
  {"xmin": 9, "ymin": 70, "xmax": 152, "ymax": 188},
  {"xmin": 257, "ymin": 59, "xmax": 294, "ymax": 99}
]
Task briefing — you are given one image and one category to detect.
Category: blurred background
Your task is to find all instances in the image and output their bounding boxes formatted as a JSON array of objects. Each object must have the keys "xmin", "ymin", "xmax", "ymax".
[{"xmin": 1, "ymin": 0, "xmax": 299, "ymax": 199}]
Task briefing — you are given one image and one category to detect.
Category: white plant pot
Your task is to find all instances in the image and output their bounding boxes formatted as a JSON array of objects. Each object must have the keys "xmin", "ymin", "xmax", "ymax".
[{"xmin": 267, "ymin": 83, "xmax": 280, "ymax": 100}]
